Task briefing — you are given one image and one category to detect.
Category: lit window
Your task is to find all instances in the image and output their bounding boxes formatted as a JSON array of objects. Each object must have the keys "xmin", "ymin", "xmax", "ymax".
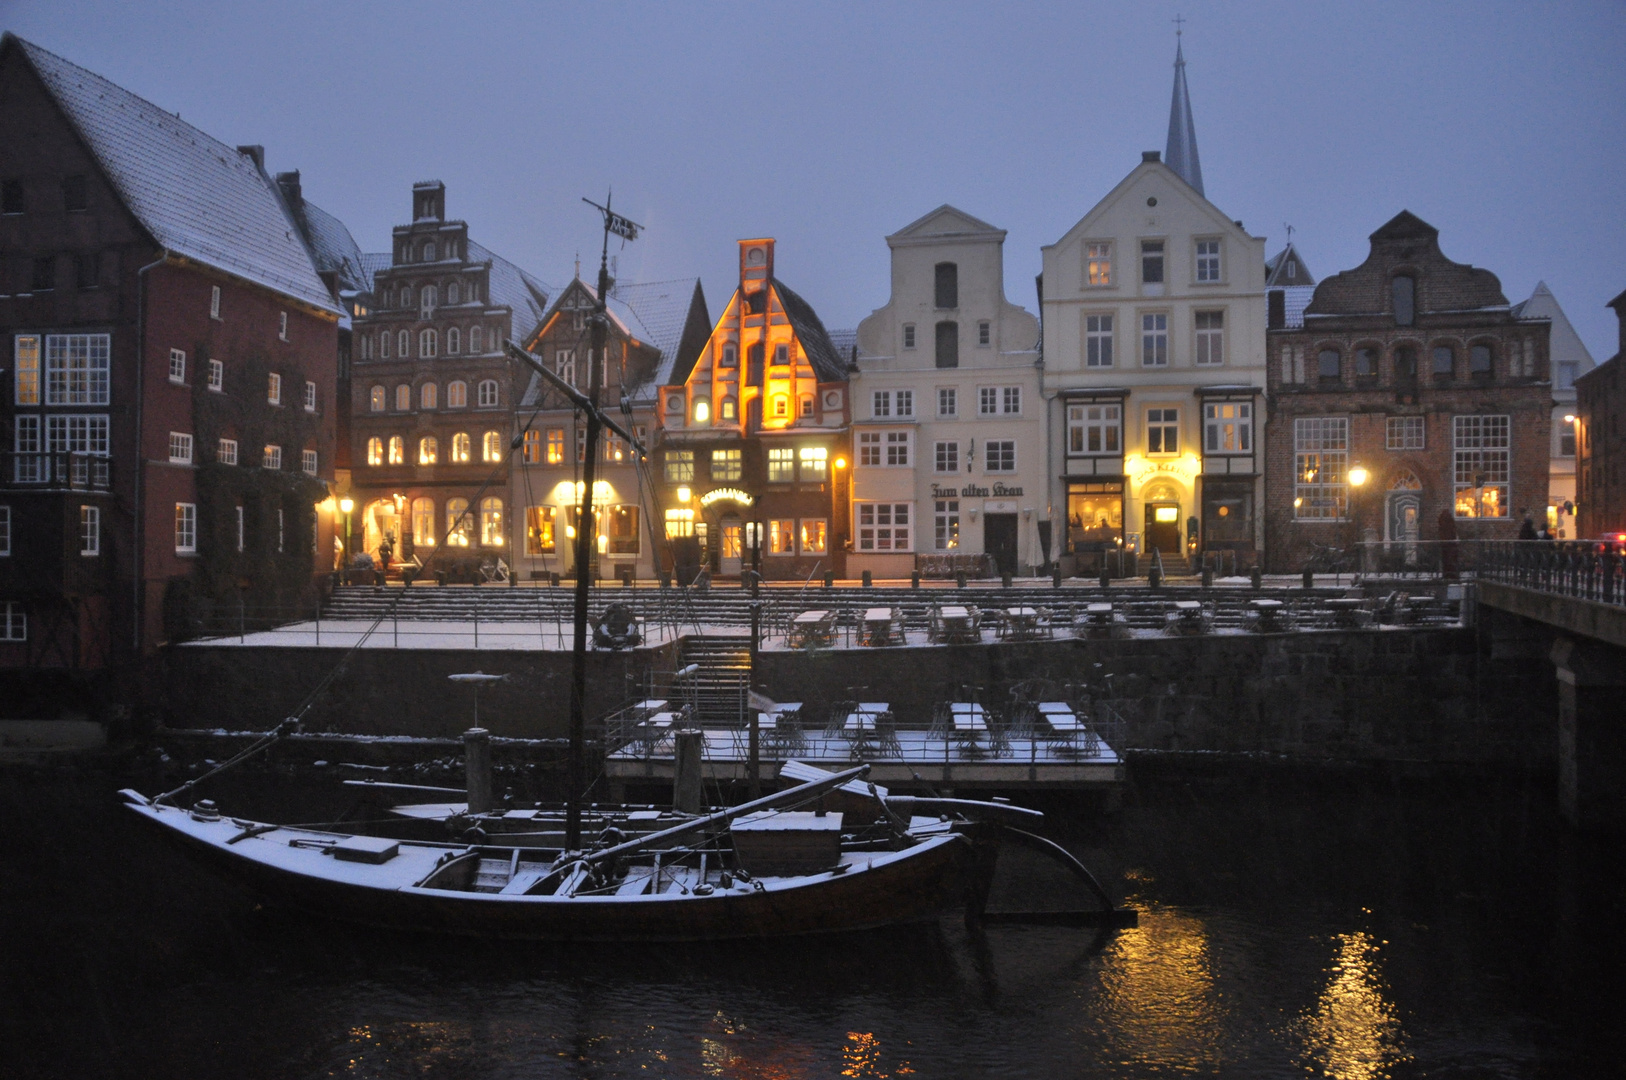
[
  {"xmin": 217, "ymin": 438, "xmax": 238, "ymax": 465},
  {"xmin": 413, "ymin": 498, "xmax": 436, "ymax": 547},
  {"xmin": 421, "ymin": 382, "xmax": 438, "ymax": 410},
  {"xmin": 767, "ymin": 448, "xmax": 795, "ymax": 483},
  {"xmin": 799, "ymin": 445, "xmax": 828, "ymax": 481},
  {"xmin": 1294, "ymin": 417, "xmax": 1348, "ymax": 520},
  {"xmin": 1086, "ymin": 242, "xmax": 1112, "ymax": 286},
  {"xmin": 694, "ymin": 400, "xmax": 711, "ymax": 424},
  {"xmin": 447, "ymin": 381, "xmax": 467, "ymax": 408},
  {"xmin": 367, "ymin": 437, "xmax": 383, "ymax": 466},
  {"xmin": 664, "ymin": 508, "xmax": 695, "ymax": 538},
  {"xmin": 483, "ymin": 431, "xmax": 503, "ymax": 463},
  {"xmin": 607, "ymin": 505, "xmax": 639, "ymax": 554},
  {"xmin": 168, "ymin": 432, "xmax": 193, "ymax": 464},
  {"xmin": 267, "ymin": 373, "xmax": 281, "ymax": 405},
  {"xmin": 546, "ymin": 429, "xmax": 565, "ymax": 465},
  {"xmin": 451, "ymin": 432, "xmax": 471, "ymax": 462},
  {"xmin": 13, "ymin": 335, "xmax": 39, "ymax": 405},
  {"xmin": 419, "ymin": 436, "xmax": 438, "ymax": 465},
  {"xmin": 800, "ymin": 519, "xmax": 827, "ymax": 555},
  {"xmin": 711, "ymin": 449, "xmax": 742, "ymax": 481},
  {"xmin": 1203, "ymin": 402, "xmax": 1252, "ymax": 454},
  {"xmin": 388, "ymin": 436, "xmax": 403, "ymax": 465},
  {"xmin": 1453, "ymin": 415, "xmax": 1510, "ymax": 519},
  {"xmin": 935, "ymin": 500, "xmax": 959, "ymax": 550},
  {"xmin": 521, "ymin": 429, "xmax": 540, "ymax": 464},
  {"xmin": 768, "ymin": 519, "xmax": 795, "ymax": 555},
  {"xmin": 263, "ymin": 444, "xmax": 281, "ymax": 470},
  {"xmin": 526, "ymin": 506, "xmax": 555, "ymax": 554},
  {"xmin": 208, "ymin": 359, "xmax": 224, "ymax": 391},
  {"xmin": 664, "ymin": 450, "xmax": 694, "ymax": 483},
  {"xmin": 480, "ymin": 497, "xmax": 504, "ymax": 545},
  {"xmin": 445, "ymin": 499, "xmax": 472, "ymax": 546},
  {"xmin": 722, "ymin": 398, "xmax": 737, "ymax": 421},
  {"xmin": 395, "ymin": 385, "xmax": 410, "ymax": 411},
  {"xmin": 169, "ymin": 349, "xmax": 187, "ymax": 384}
]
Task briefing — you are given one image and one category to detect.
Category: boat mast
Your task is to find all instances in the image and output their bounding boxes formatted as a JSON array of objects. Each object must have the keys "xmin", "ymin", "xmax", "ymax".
[{"xmin": 567, "ymin": 193, "xmax": 640, "ymax": 851}]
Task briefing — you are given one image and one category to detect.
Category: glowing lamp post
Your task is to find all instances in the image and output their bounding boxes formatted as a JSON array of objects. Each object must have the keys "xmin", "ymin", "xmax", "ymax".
[{"xmin": 1348, "ymin": 466, "xmax": 1370, "ymax": 573}]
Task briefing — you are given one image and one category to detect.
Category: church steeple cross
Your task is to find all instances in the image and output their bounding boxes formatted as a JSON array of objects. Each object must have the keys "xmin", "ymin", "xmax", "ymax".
[{"xmin": 1173, "ymin": 13, "xmax": 1185, "ymax": 37}]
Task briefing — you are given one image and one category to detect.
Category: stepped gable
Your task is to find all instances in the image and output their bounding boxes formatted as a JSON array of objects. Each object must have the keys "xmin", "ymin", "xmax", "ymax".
[
  {"xmin": 1305, "ymin": 210, "xmax": 1508, "ymax": 320},
  {"xmin": 8, "ymin": 34, "xmax": 337, "ymax": 313}
]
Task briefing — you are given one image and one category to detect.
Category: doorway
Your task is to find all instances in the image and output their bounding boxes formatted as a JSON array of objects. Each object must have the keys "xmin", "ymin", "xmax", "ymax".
[
  {"xmin": 1144, "ymin": 502, "xmax": 1182, "ymax": 554},
  {"xmin": 719, "ymin": 519, "xmax": 742, "ymax": 576},
  {"xmin": 1387, "ymin": 492, "xmax": 1421, "ymax": 563},
  {"xmin": 984, "ymin": 514, "xmax": 1018, "ymax": 575}
]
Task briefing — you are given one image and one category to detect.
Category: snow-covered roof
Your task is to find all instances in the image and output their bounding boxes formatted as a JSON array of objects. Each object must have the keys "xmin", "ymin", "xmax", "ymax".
[
  {"xmin": 298, "ymin": 199, "xmax": 369, "ymax": 295},
  {"xmin": 826, "ymin": 328, "xmax": 858, "ymax": 364},
  {"xmin": 13, "ymin": 36, "xmax": 338, "ymax": 314},
  {"xmin": 468, "ymin": 240, "xmax": 552, "ymax": 344},
  {"xmin": 611, "ymin": 278, "xmax": 704, "ymax": 388},
  {"xmin": 1271, "ymin": 285, "xmax": 1316, "ymax": 328}
]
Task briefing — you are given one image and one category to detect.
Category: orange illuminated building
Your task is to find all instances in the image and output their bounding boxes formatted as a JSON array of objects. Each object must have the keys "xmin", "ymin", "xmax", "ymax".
[{"xmin": 656, "ymin": 240, "xmax": 853, "ymax": 580}]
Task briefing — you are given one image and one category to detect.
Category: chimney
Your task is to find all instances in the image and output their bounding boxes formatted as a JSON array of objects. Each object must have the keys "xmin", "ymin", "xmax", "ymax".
[
  {"xmin": 236, "ymin": 144, "xmax": 265, "ymax": 170},
  {"xmin": 738, "ymin": 238, "xmax": 775, "ymax": 295},
  {"xmin": 412, "ymin": 181, "xmax": 446, "ymax": 223},
  {"xmin": 1268, "ymin": 290, "xmax": 1286, "ymax": 330},
  {"xmin": 275, "ymin": 170, "xmax": 302, "ymax": 208}
]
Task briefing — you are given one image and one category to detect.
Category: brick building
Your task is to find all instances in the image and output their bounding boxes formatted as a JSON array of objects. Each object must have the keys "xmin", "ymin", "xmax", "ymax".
[
  {"xmin": 0, "ymin": 35, "xmax": 344, "ymax": 694},
  {"xmin": 657, "ymin": 240, "xmax": 851, "ymax": 581},
  {"xmin": 346, "ymin": 182, "xmax": 550, "ymax": 578},
  {"xmin": 1575, "ymin": 289, "xmax": 1626, "ymax": 540},
  {"xmin": 1264, "ymin": 211, "xmax": 1551, "ymax": 570},
  {"xmin": 512, "ymin": 274, "xmax": 709, "ymax": 581}
]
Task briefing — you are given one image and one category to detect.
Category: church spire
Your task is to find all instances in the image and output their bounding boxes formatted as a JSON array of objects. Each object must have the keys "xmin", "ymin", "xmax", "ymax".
[{"xmin": 1164, "ymin": 23, "xmax": 1204, "ymax": 197}]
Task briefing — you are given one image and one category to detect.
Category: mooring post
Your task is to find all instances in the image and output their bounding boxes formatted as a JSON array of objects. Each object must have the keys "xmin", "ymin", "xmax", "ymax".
[
  {"xmin": 673, "ymin": 729, "xmax": 704, "ymax": 814},
  {"xmin": 463, "ymin": 727, "xmax": 494, "ymax": 815}
]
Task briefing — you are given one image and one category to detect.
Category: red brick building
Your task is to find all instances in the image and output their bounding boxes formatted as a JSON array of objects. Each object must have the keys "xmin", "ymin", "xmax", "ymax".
[
  {"xmin": 346, "ymin": 182, "xmax": 551, "ymax": 578},
  {"xmin": 0, "ymin": 36, "xmax": 345, "ymax": 699},
  {"xmin": 1263, "ymin": 212, "xmax": 1551, "ymax": 570},
  {"xmin": 1576, "ymin": 289, "xmax": 1626, "ymax": 540}
]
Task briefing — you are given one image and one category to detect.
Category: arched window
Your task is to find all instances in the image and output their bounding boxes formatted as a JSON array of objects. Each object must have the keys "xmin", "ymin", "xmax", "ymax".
[
  {"xmin": 1470, "ymin": 343, "xmax": 1493, "ymax": 375},
  {"xmin": 446, "ymin": 327, "xmax": 460, "ymax": 354},
  {"xmin": 452, "ymin": 432, "xmax": 471, "ymax": 462},
  {"xmin": 1317, "ymin": 348, "xmax": 1341, "ymax": 380},
  {"xmin": 420, "ymin": 285, "xmax": 436, "ymax": 319},
  {"xmin": 1392, "ymin": 275, "xmax": 1415, "ymax": 326},
  {"xmin": 470, "ymin": 326, "xmax": 483, "ymax": 353},
  {"xmin": 447, "ymin": 283, "xmax": 459, "ymax": 304},
  {"xmin": 721, "ymin": 398, "xmax": 737, "ymax": 421},
  {"xmin": 773, "ymin": 396, "xmax": 789, "ymax": 417},
  {"xmin": 419, "ymin": 328, "xmax": 437, "ymax": 358},
  {"xmin": 445, "ymin": 498, "xmax": 471, "ymax": 546},
  {"xmin": 478, "ymin": 379, "xmax": 499, "ymax": 407},
  {"xmin": 447, "ymin": 380, "xmax": 467, "ymax": 408},
  {"xmin": 397, "ymin": 330, "xmax": 409, "ymax": 357},
  {"xmin": 483, "ymin": 431, "xmax": 503, "ymax": 462},
  {"xmin": 388, "ymin": 436, "xmax": 403, "ymax": 465},
  {"xmin": 480, "ymin": 497, "xmax": 504, "ymax": 546},
  {"xmin": 395, "ymin": 384, "xmax": 411, "ymax": 411},
  {"xmin": 423, "ymin": 241, "xmax": 436, "ymax": 262},
  {"xmin": 366, "ymin": 437, "xmax": 383, "ymax": 465},
  {"xmin": 418, "ymin": 436, "xmax": 438, "ymax": 465},
  {"xmin": 400, "ymin": 285, "xmax": 412, "ymax": 309},
  {"xmin": 421, "ymin": 383, "xmax": 438, "ymax": 410},
  {"xmin": 411, "ymin": 497, "xmax": 436, "ymax": 547},
  {"xmin": 1432, "ymin": 344, "xmax": 1454, "ymax": 377},
  {"xmin": 369, "ymin": 385, "xmax": 385, "ymax": 412}
]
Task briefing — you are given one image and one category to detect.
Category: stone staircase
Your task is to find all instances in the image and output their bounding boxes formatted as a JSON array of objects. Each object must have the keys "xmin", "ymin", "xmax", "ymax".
[
  {"xmin": 673, "ymin": 634, "xmax": 752, "ymax": 724},
  {"xmin": 1137, "ymin": 552, "xmax": 1193, "ymax": 577}
]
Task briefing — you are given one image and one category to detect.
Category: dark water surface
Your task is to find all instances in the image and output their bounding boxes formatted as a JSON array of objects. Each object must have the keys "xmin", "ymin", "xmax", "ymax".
[{"xmin": 1, "ymin": 765, "xmax": 1620, "ymax": 1079}]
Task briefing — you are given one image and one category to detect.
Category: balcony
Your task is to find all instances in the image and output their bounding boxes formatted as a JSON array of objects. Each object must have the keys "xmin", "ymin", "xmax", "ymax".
[{"xmin": 3, "ymin": 453, "xmax": 113, "ymax": 492}]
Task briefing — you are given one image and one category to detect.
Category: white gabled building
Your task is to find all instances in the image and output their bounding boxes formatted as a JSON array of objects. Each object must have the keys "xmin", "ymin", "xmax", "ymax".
[
  {"xmin": 1040, "ymin": 42, "xmax": 1268, "ymax": 573},
  {"xmin": 1510, "ymin": 281, "xmax": 1595, "ymax": 537},
  {"xmin": 852, "ymin": 206, "xmax": 1043, "ymax": 578}
]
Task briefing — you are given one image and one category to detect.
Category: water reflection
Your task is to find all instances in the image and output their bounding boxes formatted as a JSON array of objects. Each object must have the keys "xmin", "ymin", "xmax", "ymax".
[
  {"xmin": 1296, "ymin": 930, "xmax": 1409, "ymax": 1080},
  {"xmin": 1095, "ymin": 905, "xmax": 1227, "ymax": 1070}
]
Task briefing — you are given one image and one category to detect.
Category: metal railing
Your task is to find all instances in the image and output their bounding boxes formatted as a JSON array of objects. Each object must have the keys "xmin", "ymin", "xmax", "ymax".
[
  {"xmin": 3, "ymin": 452, "xmax": 112, "ymax": 491},
  {"xmin": 1476, "ymin": 539, "xmax": 1626, "ymax": 607}
]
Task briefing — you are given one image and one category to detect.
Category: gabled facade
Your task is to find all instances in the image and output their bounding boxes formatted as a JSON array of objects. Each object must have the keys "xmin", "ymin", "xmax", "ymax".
[
  {"xmin": 512, "ymin": 274, "xmax": 709, "ymax": 581},
  {"xmin": 852, "ymin": 205, "xmax": 1043, "ymax": 577},
  {"xmin": 1510, "ymin": 281, "xmax": 1595, "ymax": 535},
  {"xmin": 346, "ymin": 182, "xmax": 550, "ymax": 578},
  {"xmin": 656, "ymin": 240, "xmax": 850, "ymax": 581},
  {"xmin": 1040, "ymin": 150, "xmax": 1269, "ymax": 572},
  {"xmin": 1264, "ymin": 211, "xmax": 1551, "ymax": 569},
  {"xmin": 0, "ymin": 35, "xmax": 342, "ymax": 686},
  {"xmin": 1575, "ymin": 289, "xmax": 1626, "ymax": 540}
]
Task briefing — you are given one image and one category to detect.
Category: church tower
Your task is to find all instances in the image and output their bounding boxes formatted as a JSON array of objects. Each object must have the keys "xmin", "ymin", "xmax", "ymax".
[{"xmin": 1164, "ymin": 30, "xmax": 1204, "ymax": 196}]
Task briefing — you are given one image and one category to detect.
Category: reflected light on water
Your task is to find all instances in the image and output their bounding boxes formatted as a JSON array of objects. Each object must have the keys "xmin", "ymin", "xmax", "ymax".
[
  {"xmin": 699, "ymin": 1009, "xmax": 817, "ymax": 1079},
  {"xmin": 841, "ymin": 1031, "xmax": 914, "ymax": 1078},
  {"xmin": 1096, "ymin": 908, "xmax": 1225, "ymax": 1069},
  {"xmin": 1297, "ymin": 931, "xmax": 1410, "ymax": 1079}
]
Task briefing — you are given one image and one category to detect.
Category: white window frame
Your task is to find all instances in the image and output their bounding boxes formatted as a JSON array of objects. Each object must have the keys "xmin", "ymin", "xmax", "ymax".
[
  {"xmin": 872, "ymin": 390, "xmax": 892, "ymax": 418},
  {"xmin": 175, "ymin": 503, "xmax": 197, "ymax": 554},
  {"xmin": 978, "ymin": 387, "xmax": 998, "ymax": 416},
  {"xmin": 1141, "ymin": 313, "xmax": 1168, "ymax": 366},
  {"xmin": 208, "ymin": 359, "xmax": 223, "ymax": 391},
  {"xmin": 1453, "ymin": 415, "xmax": 1511, "ymax": 519},
  {"xmin": 447, "ymin": 380, "xmax": 467, "ymax": 408},
  {"xmin": 766, "ymin": 447, "xmax": 795, "ymax": 483},
  {"xmin": 858, "ymin": 431, "xmax": 882, "ymax": 467},
  {"xmin": 168, "ymin": 432, "xmax": 194, "ymax": 464},
  {"xmin": 934, "ymin": 440, "xmax": 960, "ymax": 474},
  {"xmin": 1085, "ymin": 314, "xmax": 1114, "ymax": 368},
  {"xmin": 479, "ymin": 379, "xmax": 498, "ymax": 408},
  {"xmin": 977, "ymin": 321, "xmax": 991, "ymax": 347},
  {"xmin": 938, "ymin": 387, "xmax": 957, "ymax": 417},
  {"xmin": 302, "ymin": 449, "xmax": 319, "ymax": 476},
  {"xmin": 0, "ymin": 505, "xmax": 9, "ymax": 556},
  {"xmin": 267, "ymin": 372, "xmax": 281, "ymax": 405},
  {"xmin": 235, "ymin": 505, "xmax": 244, "ymax": 552},
  {"xmin": 1067, "ymin": 403, "xmax": 1121, "ymax": 456},
  {"xmin": 1294, "ymin": 417, "xmax": 1348, "ymax": 521},
  {"xmin": 263, "ymin": 444, "xmax": 282, "ymax": 470},
  {"xmin": 1202, "ymin": 402, "xmax": 1252, "ymax": 454},
  {"xmin": 895, "ymin": 389, "xmax": 914, "ymax": 417},
  {"xmin": 45, "ymin": 335, "xmax": 110, "ymax": 404},
  {"xmin": 798, "ymin": 445, "xmax": 828, "ymax": 481},
  {"xmin": 44, "ymin": 414, "xmax": 110, "ymax": 456},
  {"xmin": 1195, "ymin": 238, "xmax": 1222, "ymax": 283},
  {"xmin": 934, "ymin": 499, "xmax": 960, "ymax": 550},
  {"xmin": 985, "ymin": 439, "xmax": 1016, "ymax": 472},
  {"xmin": 79, "ymin": 504, "xmax": 99, "ymax": 556},
  {"xmin": 1194, "ymin": 310, "xmax": 1224, "ymax": 365},
  {"xmin": 885, "ymin": 431, "xmax": 912, "ymax": 467},
  {"xmin": 304, "ymin": 381, "xmax": 317, "ymax": 412},
  {"xmin": 856, "ymin": 501, "xmax": 913, "ymax": 552},
  {"xmin": 209, "ymin": 285, "xmax": 221, "ymax": 320},
  {"xmin": 218, "ymin": 438, "xmax": 238, "ymax": 465},
  {"xmin": 1146, "ymin": 408, "xmax": 1180, "ymax": 455},
  {"xmin": 1086, "ymin": 242, "xmax": 1112, "ymax": 287},
  {"xmin": 419, "ymin": 328, "xmax": 437, "ymax": 358},
  {"xmin": 1001, "ymin": 386, "xmax": 1021, "ymax": 415},
  {"xmin": 1386, "ymin": 416, "xmax": 1425, "ymax": 451},
  {"xmin": 902, "ymin": 324, "xmax": 916, "ymax": 349},
  {"xmin": 1, "ymin": 601, "xmax": 24, "ymax": 641},
  {"xmin": 278, "ymin": 311, "xmax": 288, "ymax": 341}
]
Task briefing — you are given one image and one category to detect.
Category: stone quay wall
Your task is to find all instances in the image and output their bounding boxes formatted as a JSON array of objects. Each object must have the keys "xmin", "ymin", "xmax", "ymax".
[{"xmin": 161, "ymin": 628, "xmax": 1552, "ymax": 768}]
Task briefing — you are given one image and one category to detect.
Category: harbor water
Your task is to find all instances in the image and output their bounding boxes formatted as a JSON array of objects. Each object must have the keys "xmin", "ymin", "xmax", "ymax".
[{"xmin": 1, "ymin": 762, "xmax": 1619, "ymax": 1079}]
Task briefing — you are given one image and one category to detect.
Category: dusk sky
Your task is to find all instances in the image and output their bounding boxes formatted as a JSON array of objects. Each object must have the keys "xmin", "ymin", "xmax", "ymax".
[{"xmin": 6, "ymin": 0, "xmax": 1623, "ymax": 359}]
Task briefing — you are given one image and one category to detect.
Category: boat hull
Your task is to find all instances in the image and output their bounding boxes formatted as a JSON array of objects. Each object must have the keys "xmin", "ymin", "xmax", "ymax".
[{"xmin": 126, "ymin": 798, "xmax": 977, "ymax": 942}]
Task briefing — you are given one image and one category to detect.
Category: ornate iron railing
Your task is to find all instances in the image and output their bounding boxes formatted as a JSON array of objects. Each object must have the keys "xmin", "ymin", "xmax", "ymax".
[{"xmin": 1476, "ymin": 540, "xmax": 1626, "ymax": 607}]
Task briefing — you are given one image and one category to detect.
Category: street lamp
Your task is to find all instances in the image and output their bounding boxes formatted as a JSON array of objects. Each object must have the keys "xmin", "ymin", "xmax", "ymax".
[
  {"xmin": 1348, "ymin": 466, "xmax": 1370, "ymax": 575},
  {"xmin": 338, "ymin": 497, "xmax": 354, "ymax": 571}
]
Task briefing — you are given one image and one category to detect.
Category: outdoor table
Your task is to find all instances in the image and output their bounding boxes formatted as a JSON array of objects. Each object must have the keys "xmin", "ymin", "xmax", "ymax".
[
  {"xmin": 862, "ymin": 607, "xmax": 898, "ymax": 646},
  {"xmin": 949, "ymin": 702, "xmax": 987, "ymax": 733},
  {"xmin": 1325, "ymin": 597, "xmax": 1367, "ymax": 626},
  {"xmin": 1036, "ymin": 702, "xmax": 1083, "ymax": 734},
  {"xmin": 789, "ymin": 609, "xmax": 833, "ymax": 647},
  {"xmin": 1003, "ymin": 606, "xmax": 1041, "ymax": 640},
  {"xmin": 1249, "ymin": 598, "xmax": 1286, "ymax": 630}
]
